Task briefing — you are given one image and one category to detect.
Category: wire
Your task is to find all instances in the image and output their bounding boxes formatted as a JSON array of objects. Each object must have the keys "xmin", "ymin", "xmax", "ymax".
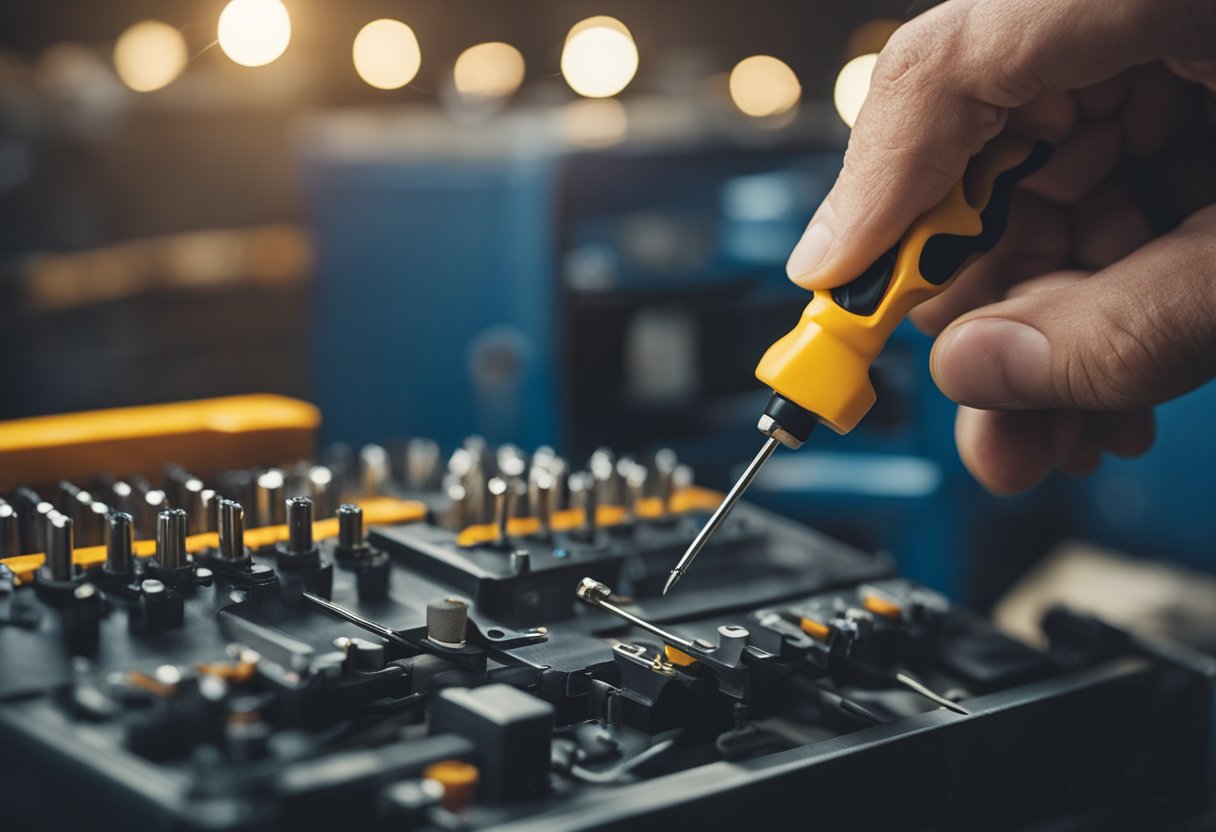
[{"xmin": 568, "ymin": 738, "xmax": 677, "ymax": 784}]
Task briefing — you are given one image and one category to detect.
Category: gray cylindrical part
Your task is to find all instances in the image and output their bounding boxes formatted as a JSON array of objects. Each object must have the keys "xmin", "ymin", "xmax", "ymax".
[
  {"xmin": 337, "ymin": 503, "xmax": 363, "ymax": 548},
  {"xmin": 200, "ymin": 489, "xmax": 220, "ymax": 533},
  {"xmin": 156, "ymin": 508, "xmax": 188, "ymax": 569},
  {"xmin": 218, "ymin": 500, "xmax": 246, "ymax": 560},
  {"xmin": 45, "ymin": 512, "xmax": 74, "ymax": 581},
  {"xmin": 106, "ymin": 511, "xmax": 134, "ymax": 574},
  {"xmin": 654, "ymin": 448, "xmax": 677, "ymax": 513},
  {"xmin": 488, "ymin": 477, "xmax": 509, "ymax": 545},
  {"xmin": 426, "ymin": 596, "xmax": 469, "ymax": 646},
  {"xmin": 183, "ymin": 478, "xmax": 206, "ymax": 534},
  {"xmin": 255, "ymin": 469, "xmax": 285, "ymax": 526},
  {"xmin": 73, "ymin": 490, "xmax": 96, "ymax": 545},
  {"xmin": 286, "ymin": 497, "xmax": 313, "ymax": 552},
  {"xmin": 0, "ymin": 502, "xmax": 19, "ymax": 557},
  {"xmin": 360, "ymin": 444, "xmax": 390, "ymax": 496},
  {"xmin": 548, "ymin": 457, "xmax": 568, "ymax": 512},
  {"xmin": 530, "ymin": 471, "xmax": 553, "ymax": 536},
  {"xmin": 307, "ymin": 465, "xmax": 335, "ymax": 518},
  {"xmin": 445, "ymin": 483, "xmax": 467, "ymax": 532},
  {"xmin": 407, "ymin": 438, "xmax": 440, "ymax": 489}
]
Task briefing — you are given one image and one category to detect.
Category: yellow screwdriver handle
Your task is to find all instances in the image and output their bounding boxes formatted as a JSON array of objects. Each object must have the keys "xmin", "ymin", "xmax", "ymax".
[{"xmin": 755, "ymin": 135, "xmax": 1051, "ymax": 435}]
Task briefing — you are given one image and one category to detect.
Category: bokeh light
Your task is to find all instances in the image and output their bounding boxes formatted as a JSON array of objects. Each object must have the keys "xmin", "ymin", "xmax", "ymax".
[
  {"xmin": 560, "ymin": 16, "xmax": 638, "ymax": 98},
  {"xmin": 453, "ymin": 42, "xmax": 525, "ymax": 101},
  {"xmin": 558, "ymin": 98, "xmax": 628, "ymax": 148},
  {"xmin": 113, "ymin": 21, "xmax": 188, "ymax": 92},
  {"xmin": 728, "ymin": 55, "xmax": 800, "ymax": 118},
  {"xmin": 352, "ymin": 19, "xmax": 421, "ymax": 90},
  {"xmin": 217, "ymin": 0, "xmax": 291, "ymax": 68},
  {"xmin": 834, "ymin": 53, "xmax": 878, "ymax": 128}
]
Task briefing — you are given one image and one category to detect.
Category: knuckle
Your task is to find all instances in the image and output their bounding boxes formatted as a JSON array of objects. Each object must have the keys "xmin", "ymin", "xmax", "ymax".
[{"xmin": 1061, "ymin": 305, "xmax": 1167, "ymax": 409}]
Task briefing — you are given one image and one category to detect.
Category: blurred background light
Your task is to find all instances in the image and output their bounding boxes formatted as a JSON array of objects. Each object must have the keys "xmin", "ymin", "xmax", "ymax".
[
  {"xmin": 217, "ymin": 0, "xmax": 291, "ymax": 68},
  {"xmin": 728, "ymin": 55, "xmax": 799, "ymax": 118},
  {"xmin": 352, "ymin": 19, "xmax": 421, "ymax": 90},
  {"xmin": 557, "ymin": 98, "xmax": 628, "ymax": 147},
  {"xmin": 846, "ymin": 18, "xmax": 901, "ymax": 59},
  {"xmin": 453, "ymin": 42, "xmax": 525, "ymax": 102},
  {"xmin": 113, "ymin": 21, "xmax": 188, "ymax": 93},
  {"xmin": 833, "ymin": 52, "xmax": 877, "ymax": 128},
  {"xmin": 560, "ymin": 16, "xmax": 638, "ymax": 98}
]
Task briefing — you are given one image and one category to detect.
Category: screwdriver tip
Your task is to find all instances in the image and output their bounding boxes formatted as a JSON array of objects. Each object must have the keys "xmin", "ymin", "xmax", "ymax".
[{"xmin": 662, "ymin": 570, "xmax": 681, "ymax": 596}]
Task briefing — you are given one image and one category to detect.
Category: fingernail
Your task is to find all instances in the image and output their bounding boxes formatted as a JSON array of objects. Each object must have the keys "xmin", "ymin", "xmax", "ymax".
[
  {"xmin": 933, "ymin": 319, "xmax": 1051, "ymax": 408},
  {"xmin": 786, "ymin": 221, "xmax": 834, "ymax": 283}
]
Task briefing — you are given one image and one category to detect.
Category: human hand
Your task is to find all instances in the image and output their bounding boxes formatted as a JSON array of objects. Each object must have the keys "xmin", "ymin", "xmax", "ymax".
[{"xmin": 787, "ymin": 0, "xmax": 1216, "ymax": 492}]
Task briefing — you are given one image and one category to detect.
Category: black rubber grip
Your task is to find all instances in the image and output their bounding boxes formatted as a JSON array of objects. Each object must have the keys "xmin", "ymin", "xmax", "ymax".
[
  {"xmin": 829, "ymin": 244, "xmax": 898, "ymax": 317},
  {"xmin": 918, "ymin": 140, "xmax": 1052, "ymax": 284},
  {"xmin": 829, "ymin": 140, "xmax": 1053, "ymax": 316}
]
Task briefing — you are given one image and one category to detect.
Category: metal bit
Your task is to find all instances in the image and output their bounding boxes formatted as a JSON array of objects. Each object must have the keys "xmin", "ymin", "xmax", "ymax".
[
  {"xmin": 589, "ymin": 449, "xmax": 617, "ymax": 506},
  {"xmin": 624, "ymin": 464, "xmax": 647, "ymax": 523},
  {"xmin": 110, "ymin": 481, "xmax": 135, "ymax": 516},
  {"xmin": 360, "ymin": 444, "xmax": 391, "ymax": 496},
  {"xmin": 142, "ymin": 490, "xmax": 167, "ymax": 539},
  {"xmin": 58, "ymin": 481, "xmax": 80, "ymax": 514},
  {"xmin": 0, "ymin": 502, "xmax": 20, "ymax": 557},
  {"xmin": 663, "ymin": 437, "xmax": 779, "ymax": 595},
  {"xmin": 45, "ymin": 512, "xmax": 74, "ymax": 581},
  {"xmin": 307, "ymin": 465, "xmax": 336, "ymax": 519},
  {"xmin": 576, "ymin": 578, "xmax": 695, "ymax": 650},
  {"xmin": 406, "ymin": 438, "xmax": 441, "ymax": 489},
  {"xmin": 34, "ymin": 501, "xmax": 55, "ymax": 553},
  {"xmin": 673, "ymin": 464, "xmax": 694, "ymax": 490},
  {"xmin": 200, "ymin": 489, "xmax": 221, "ymax": 533},
  {"xmin": 285, "ymin": 497, "xmax": 314, "ymax": 553},
  {"xmin": 653, "ymin": 449, "xmax": 678, "ymax": 515},
  {"xmin": 569, "ymin": 472, "xmax": 597, "ymax": 539},
  {"xmin": 255, "ymin": 469, "xmax": 286, "ymax": 526},
  {"xmin": 530, "ymin": 471, "xmax": 554, "ymax": 537},
  {"xmin": 106, "ymin": 512, "xmax": 134, "ymax": 575},
  {"xmin": 156, "ymin": 508, "xmax": 188, "ymax": 569},
  {"xmin": 337, "ymin": 503, "xmax": 363, "ymax": 549},
  {"xmin": 548, "ymin": 457, "xmax": 568, "ymax": 512},
  {"xmin": 444, "ymin": 483, "xmax": 467, "ymax": 531},
  {"xmin": 497, "ymin": 444, "xmax": 526, "ymax": 479},
  {"xmin": 73, "ymin": 490, "xmax": 97, "ymax": 545},
  {"xmin": 509, "ymin": 477, "xmax": 528, "ymax": 519},
  {"xmin": 88, "ymin": 501, "xmax": 109, "ymax": 546},
  {"xmin": 218, "ymin": 500, "xmax": 247, "ymax": 561},
  {"xmin": 488, "ymin": 477, "xmax": 510, "ymax": 546},
  {"xmin": 183, "ymin": 478, "xmax": 207, "ymax": 534}
]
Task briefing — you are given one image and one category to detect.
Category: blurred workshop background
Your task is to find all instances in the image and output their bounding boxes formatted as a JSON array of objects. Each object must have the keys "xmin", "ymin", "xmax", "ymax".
[{"xmin": 2, "ymin": 0, "xmax": 1214, "ymax": 631}]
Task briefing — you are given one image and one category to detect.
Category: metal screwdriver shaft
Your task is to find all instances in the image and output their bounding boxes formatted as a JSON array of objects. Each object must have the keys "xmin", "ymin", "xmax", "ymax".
[{"xmin": 663, "ymin": 436, "xmax": 780, "ymax": 595}]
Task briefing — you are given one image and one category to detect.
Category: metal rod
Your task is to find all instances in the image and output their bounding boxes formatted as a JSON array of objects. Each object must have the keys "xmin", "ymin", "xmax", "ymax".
[
  {"xmin": 894, "ymin": 671, "xmax": 969, "ymax": 715},
  {"xmin": 663, "ymin": 436, "xmax": 779, "ymax": 595},
  {"xmin": 576, "ymin": 578, "xmax": 694, "ymax": 649}
]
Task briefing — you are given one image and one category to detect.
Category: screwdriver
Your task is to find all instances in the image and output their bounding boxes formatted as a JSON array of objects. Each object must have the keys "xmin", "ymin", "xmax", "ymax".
[{"xmin": 664, "ymin": 134, "xmax": 1051, "ymax": 595}]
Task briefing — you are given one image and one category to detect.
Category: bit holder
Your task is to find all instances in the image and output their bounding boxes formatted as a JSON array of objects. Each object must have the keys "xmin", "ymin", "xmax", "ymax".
[{"xmin": 330, "ymin": 503, "xmax": 390, "ymax": 602}]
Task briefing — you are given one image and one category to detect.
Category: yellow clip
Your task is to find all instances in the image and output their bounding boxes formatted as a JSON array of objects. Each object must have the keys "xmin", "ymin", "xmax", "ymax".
[
  {"xmin": 799, "ymin": 617, "xmax": 832, "ymax": 642},
  {"xmin": 663, "ymin": 644, "xmax": 698, "ymax": 667}
]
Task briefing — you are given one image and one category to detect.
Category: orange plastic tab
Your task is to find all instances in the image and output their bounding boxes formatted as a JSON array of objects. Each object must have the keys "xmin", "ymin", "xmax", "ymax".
[
  {"xmin": 663, "ymin": 644, "xmax": 698, "ymax": 667},
  {"xmin": 0, "ymin": 496, "xmax": 426, "ymax": 584},
  {"xmin": 453, "ymin": 486, "xmax": 723, "ymax": 548},
  {"xmin": 424, "ymin": 760, "xmax": 479, "ymax": 812},
  {"xmin": 861, "ymin": 590, "xmax": 903, "ymax": 620},
  {"xmin": 799, "ymin": 617, "xmax": 831, "ymax": 641},
  {"xmin": 0, "ymin": 394, "xmax": 320, "ymax": 491}
]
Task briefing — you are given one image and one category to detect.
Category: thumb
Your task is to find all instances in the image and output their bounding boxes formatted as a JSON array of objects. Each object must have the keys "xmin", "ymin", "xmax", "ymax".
[
  {"xmin": 787, "ymin": 0, "xmax": 1211, "ymax": 290},
  {"xmin": 931, "ymin": 206, "xmax": 1216, "ymax": 411}
]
